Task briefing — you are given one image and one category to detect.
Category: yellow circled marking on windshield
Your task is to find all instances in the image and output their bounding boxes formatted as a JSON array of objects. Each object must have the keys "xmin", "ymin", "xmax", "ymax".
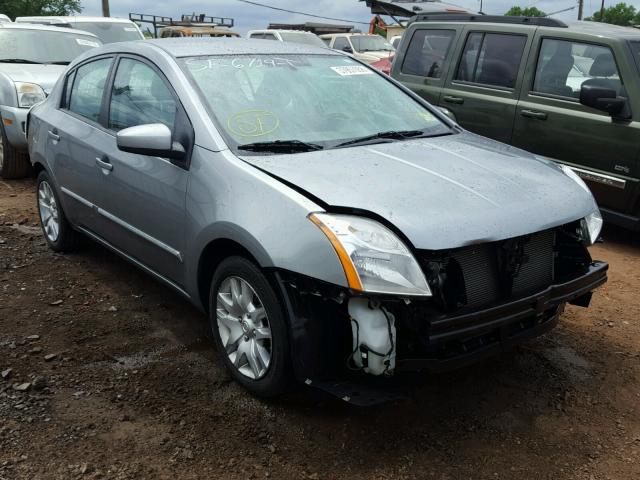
[{"xmin": 227, "ymin": 110, "xmax": 280, "ymax": 138}]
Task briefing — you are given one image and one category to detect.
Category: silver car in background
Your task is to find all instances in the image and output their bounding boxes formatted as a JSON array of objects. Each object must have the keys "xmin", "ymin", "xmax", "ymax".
[
  {"xmin": 27, "ymin": 39, "xmax": 607, "ymax": 402},
  {"xmin": 0, "ymin": 23, "xmax": 101, "ymax": 178},
  {"xmin": 15, "ymin": 16, "xmax": 145, "ymax": 43}
]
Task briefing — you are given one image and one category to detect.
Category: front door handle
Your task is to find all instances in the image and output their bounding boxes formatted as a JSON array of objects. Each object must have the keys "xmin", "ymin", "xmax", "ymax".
[
  {"xmin": 521, "ymin": 109, "xmax": 548, "ymax": 120},
  {"xmin": 443, "ymin": 95, "xmax": 465, "ymax": 105},
  {"xmin": 47, "ymin": 130, "xmax": 60, "ymax": 142},
  {"xmin": 95, "ymin": 156, "xmax": 113, "ymax": 171}
]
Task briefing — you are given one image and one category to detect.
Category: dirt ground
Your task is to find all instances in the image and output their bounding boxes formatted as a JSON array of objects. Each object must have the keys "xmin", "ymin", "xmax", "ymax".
[{"xmin": 0, "ymin": 178, "xmax": 639, "ymax": 480}]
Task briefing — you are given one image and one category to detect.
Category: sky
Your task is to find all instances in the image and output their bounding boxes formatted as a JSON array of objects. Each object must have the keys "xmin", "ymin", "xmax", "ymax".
[{"xmin": 82, "ymin": 0, "xmax": 640, "ymax": 34}]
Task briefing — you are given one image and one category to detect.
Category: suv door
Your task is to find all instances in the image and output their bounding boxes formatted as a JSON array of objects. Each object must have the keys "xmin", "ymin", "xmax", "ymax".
[
  {"xmin": 93, "ymin": 56, "xmax": 192, "ymax": 286},
  {"xmin": 439, "ymin": 26, "xmax": 533, "ymax": 143},
  {"xmin": 512, "ymin": 34, "xmax": 640, "ymax": 215},
  {"xmin": 51, "ymin": 56, "xmax": 114, "ymax": 231},
  {"xmin": 391, "ymin": 26, "xmax": 462, "ymax": 105}
]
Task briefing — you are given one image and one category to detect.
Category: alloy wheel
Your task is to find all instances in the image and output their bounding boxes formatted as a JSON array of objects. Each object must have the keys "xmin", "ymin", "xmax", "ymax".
[
  {"xmin": 38, "ymin": 181, "xmax": 60, "ymax": 243},
  {"xmin": 216, "ymin": 276, "xmax": 272, "ymax": 380},
  {"xmin": 0, "ymin": 131, "xmax": 4, "ymax": 171}
]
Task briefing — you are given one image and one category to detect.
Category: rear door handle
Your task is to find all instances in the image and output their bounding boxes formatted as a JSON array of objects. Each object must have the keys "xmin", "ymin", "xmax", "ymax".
[
  {"xmin": 95, "ymin": 156, "xmax": 113, "ymax": 171},
  {"xmin": 47, "ymin": 130, "xmax": 60, "ymax": 142},
  {"xmin": 443, "ymin": 95, "xmax": 464, "ymax": 105},
  {"xmin": 521, "ymin": 110, "xmax": 548, "ymax": 120}
]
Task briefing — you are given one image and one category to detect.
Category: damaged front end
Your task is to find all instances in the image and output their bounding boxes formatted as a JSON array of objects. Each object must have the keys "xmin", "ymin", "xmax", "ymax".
[{"xmin": 274, "ymin": 219, "xmax": 608, "ymax": 405}]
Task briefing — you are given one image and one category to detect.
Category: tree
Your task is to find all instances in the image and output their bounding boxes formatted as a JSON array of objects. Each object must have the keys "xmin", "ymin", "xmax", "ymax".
[
  {"xmin": 505, "ymin": 6, "xmax": 546, "ymax": 17},
  {"xmin": 0, "ymin": 0, "xmax": 81, "ymax": 20},
  {"xmin": 586, "ymin": 2, "xmax": 637, "ymax": 25}
]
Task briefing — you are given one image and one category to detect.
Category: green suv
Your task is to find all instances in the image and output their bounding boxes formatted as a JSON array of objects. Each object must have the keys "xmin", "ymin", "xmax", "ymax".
[{"xmin": 392, "ymin": 15, "xmax": 640, "ymax": 231}]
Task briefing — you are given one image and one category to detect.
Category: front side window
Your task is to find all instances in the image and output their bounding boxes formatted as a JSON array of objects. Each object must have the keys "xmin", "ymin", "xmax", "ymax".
[
  {"xmin": 73, "ymin": 22, "xmax": 143, "ymax": 43},
  {"xmin": 109, "ymin": 58, "xmax": 177, "ymax": 131},
  {"xmin": 262, "ymin": 33, "xmax": 277, "ymax": 41},
  {"xmin": 333, "ymin": 37, "xmax": 349, "ymax": 51},
  {"xmin": 401, "ymin": 29, "xmax": 456, "ymax": 78},
  {"xmin": 455, "ymin": 32, "xmax": 527, "ymax": 89},
  {"xmin": 350, "ymin": 35, "xmax": 394, "ymax": 53},
  {"xmin": 0, "ymin": 29, "xmax": 101, "ymax": 65},
  {"xmin": 68, "ymin": 57, "xmax": 112, "ymax": 122},
  {"xmin": 180, "ymin": 54, "xmax": 450, "ymax": 152},
  {"xmin": 533, "ymin": 39, "xmax": 622, "ymax": 98},
  {"xmin": 632, "ymin": 41, "xmax": 640, "ymax": 71}
]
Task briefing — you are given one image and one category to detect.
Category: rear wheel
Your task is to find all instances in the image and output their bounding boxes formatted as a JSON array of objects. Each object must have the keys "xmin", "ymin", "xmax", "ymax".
[
  {"xmin": 36, "ymin": 171, "xmax": 80, "ymax": 252},
  {"xmin": 209, "ymin": 256, "xmax": 290, "ymax": 397},
  {"xmin": 0, "ymin": 122, "xmax": 31, "ymax": 179}
]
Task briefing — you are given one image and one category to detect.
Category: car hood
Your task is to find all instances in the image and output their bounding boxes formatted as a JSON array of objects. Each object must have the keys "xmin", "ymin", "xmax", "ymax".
[
  {"xmin": 240, "ymin": 133, "xmax": 598, "ymax": 250},
  {"xmin": 0, "ymin": 64, "xmax": 67, "ymax": 94}
]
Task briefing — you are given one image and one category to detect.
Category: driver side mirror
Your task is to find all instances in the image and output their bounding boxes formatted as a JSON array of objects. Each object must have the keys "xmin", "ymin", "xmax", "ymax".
[
  {"xmin": 116, "ymin": 123, "xmax": 185, "ymax": 160},
  {"xmin": 579, "ymin": 85, "xmax": 627, "ymax": 118}
]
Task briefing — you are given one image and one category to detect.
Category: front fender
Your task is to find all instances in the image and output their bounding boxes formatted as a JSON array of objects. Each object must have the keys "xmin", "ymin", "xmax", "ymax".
[{"xmin": 0, "ymin": 72, "xmax": 17, "ymax": 108}]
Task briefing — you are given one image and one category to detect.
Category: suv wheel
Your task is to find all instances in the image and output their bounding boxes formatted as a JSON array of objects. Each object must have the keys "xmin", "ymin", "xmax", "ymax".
[
  {"xmin": 209, "ymin": 256, "xmax": 290, "ymax": 397},
  {"xmin": 36, "ymin": 171, "xmax": 80, "ymax": 252},
  {"xmin": 0, "ymin": 122, "xmax": 31, "ymax": 179}
]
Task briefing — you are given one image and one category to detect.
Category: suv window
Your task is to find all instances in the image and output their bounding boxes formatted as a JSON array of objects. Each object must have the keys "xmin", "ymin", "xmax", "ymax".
[
  {"xmin": 68, "ymin": 57, "xmax": 112, "ymax": 123},
  {"xmin": 401, "ymin": 29, "xmax": 455, "ymax": 78},
  {"xmin": 533, "ymin": 39, "xmax": 622, "ymax": 99},
  {"xmin": 455, "ymin": 32, "xmax": 527, "ymax": 89},
  {"xmin": 109, "ymin": 58, "xmax": 177, "ymax": 131},
  {"xmin": 333, "ymin": 37, "xmax": 349, "ymax": 51}
]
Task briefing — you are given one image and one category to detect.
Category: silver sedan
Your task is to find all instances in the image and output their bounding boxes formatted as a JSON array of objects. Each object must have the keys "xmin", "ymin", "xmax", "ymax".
[{"xmin": 28, "ymin": 39, "xmax": 607, "ymax": 402}]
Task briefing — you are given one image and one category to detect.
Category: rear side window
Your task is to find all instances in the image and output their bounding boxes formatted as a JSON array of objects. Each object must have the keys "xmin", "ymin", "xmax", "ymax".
[
  {"xmin": 533, "ymin": 39, "xmax": 622, "ymax": 99},
  {"xmin": 401, "ymin": 29, "xmax": 455, "ymax": 78},
  {"xmin": 455, "ymin": 32, "xmax": 527, "ymax": 89},
  {"xmin": 68, "ymin": 57, "xmax": 112, "ymax": 123},
  {"xmin": 109, "ymin": 58, "xmax": 177, "ymax": 131}
]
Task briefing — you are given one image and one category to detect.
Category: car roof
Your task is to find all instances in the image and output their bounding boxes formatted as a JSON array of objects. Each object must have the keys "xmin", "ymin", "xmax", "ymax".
[
  {"xmin": 138, "ymin": 38, "xmax": 338, "ymax": 57},
  {"xmin": 319, "ymin": 33, "xmax": 378, "ymax": 38},
  {"xmin": 0, "ymin": 22, "xmax": 100, "ymax": 37},
  {"xmin": 15, "ymin": 16, "xmax": 136, "ymax": 24},
  {"xmin": 249, "ymin": 29, "xmax": 316, "ymax": 34}
]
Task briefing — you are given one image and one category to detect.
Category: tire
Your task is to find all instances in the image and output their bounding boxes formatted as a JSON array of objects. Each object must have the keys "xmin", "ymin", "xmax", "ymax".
[
  {"xmin": 0, "ymin": 122, "xmax": 31, "ymax": 179},
  {"xmin": 36, "ymin": 171, "xmax": 81, "ymax": 253},
  {"xmin": 209, "ymin": 256, "xmax": 290, "ymax": 397}
]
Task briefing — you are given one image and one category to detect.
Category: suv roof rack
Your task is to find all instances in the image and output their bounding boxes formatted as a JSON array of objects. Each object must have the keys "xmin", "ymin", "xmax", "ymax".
[
  {"xmin": 410, "ymin": 13, "xmax": 568, "ymax": 28},
  {"xmin": 129, "ymin": 13, "xmax": 235, "ymax": 38}
]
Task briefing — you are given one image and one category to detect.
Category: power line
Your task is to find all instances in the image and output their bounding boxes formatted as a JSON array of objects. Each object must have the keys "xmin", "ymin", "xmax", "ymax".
[{"xmin": 234, "ymin": 0, "xmax": 370, "ymax": 25}]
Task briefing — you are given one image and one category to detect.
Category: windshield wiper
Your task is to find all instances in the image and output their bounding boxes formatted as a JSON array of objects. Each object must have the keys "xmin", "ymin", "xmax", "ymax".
[
  {"xmin": 237, "ymin": 140, "xmax": 324, "ymax": 154},
  {"xmin": 335, "ymin": 129, "xmax": 428, "ymax": 148},
  {"xmin": 0, "ymin": 59, "xmax": 43, "ymax": 64},
  {"xmin": 46, "ymin": 61, "xmax": 71, "ymax": 65}
]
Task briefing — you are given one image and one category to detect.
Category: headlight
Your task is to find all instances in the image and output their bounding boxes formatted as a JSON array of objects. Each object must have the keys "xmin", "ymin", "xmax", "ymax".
[
  {"xmin": 559, "ymin": 164, "xmax": 590, "ymax": 194},
  {"xmin": 15, "ymin": 82, "xmax": 46, "ymax": 108},
  {"xmin": 309, "ymin": 213, "xmax": 431, "ymax": 296},
  {"xmin": 581, "ymin": 210, "xmax": 603, "ymax": 245}
]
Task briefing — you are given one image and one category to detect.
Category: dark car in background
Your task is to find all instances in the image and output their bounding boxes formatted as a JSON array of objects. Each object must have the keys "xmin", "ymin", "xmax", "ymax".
[{"xmin": 392, "ymin": 15, "xmax": 640, "ymax": 231}]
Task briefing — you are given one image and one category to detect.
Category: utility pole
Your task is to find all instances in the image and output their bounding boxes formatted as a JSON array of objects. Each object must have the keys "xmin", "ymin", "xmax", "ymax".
[
  {"xmin": 101, "ymin": 0, "xmax": 110, "ymax": 17},
  {"xmin": 578, "ymin": 0, "xmax": 584, "ymax": 20},
  {"xmin": 600, "ymin": 0, "xmax": 605, "ymax": 21},
  {"xmin": 479, "ymin": 0, "xmax": 483, "ymax": 14}
]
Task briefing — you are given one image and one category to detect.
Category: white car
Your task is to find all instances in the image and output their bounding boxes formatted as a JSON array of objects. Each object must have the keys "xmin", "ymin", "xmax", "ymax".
[
  {"xmin": 246, "ymin": 29, "xmax": 326, "ymax": 48},
  {"xmin": 319, "ymin": 33, "xmax": 395, "ymax": 64},
  {"xmin": 0, "ymin": 14, "xmax": 11, "ymax": 23},
  {"xmin": 14, "ymin": 16, "xmax": 144, "ymax": 43}
]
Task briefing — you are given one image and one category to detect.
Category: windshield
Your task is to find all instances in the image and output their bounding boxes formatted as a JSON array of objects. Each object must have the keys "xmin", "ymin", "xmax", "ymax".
[
  {"xmin": 181, "ymin": 54, "xmax": 449, "ymax": 152},
  {"xmin": 73, "ymin": 22, "xmax": 142, "ymax": 43},
  {"xmin": 279, "ymin": 32, "xmax": 326, "ymax": 48},
  {"xmin": 0, "ymin": 29, "xmax": 101, "ymax": 64},
  {"xmin": 632, "ymin": 41, "xmax": 640, "ymax": 71},
  {"xmin": 350, "ymin": 35, "xmax": 394, "ymax": 53}
]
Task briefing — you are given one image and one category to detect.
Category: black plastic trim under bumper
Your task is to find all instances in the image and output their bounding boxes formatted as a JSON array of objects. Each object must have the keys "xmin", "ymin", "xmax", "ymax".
[{"xmin": 396, "ymin": 261, "xmax": 608, "ymax": 373}]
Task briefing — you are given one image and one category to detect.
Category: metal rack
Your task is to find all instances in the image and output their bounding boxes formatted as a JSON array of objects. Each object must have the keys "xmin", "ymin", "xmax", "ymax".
[{"xmin": 129, "ymin": 13, "xmax": 235, "ymax": 38}]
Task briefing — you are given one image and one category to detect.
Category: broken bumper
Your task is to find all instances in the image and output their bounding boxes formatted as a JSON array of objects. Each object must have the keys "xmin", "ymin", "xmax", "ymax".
[{"xmin": 396, "ymin": 261, "xmax": 608, "ymax": 373}]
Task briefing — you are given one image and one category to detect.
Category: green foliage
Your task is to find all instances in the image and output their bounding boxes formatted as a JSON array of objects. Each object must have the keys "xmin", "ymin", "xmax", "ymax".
[
  {"xmin": 586, "ymin": 2, "xmax": 639, "ymax": 26},
  {"xmin": 505, "ymin": 6, "xmax": 547, "ymax": 17},
  {"xmin": 0, "ymin": 0, "xmax": 82, "ymax": 20}
]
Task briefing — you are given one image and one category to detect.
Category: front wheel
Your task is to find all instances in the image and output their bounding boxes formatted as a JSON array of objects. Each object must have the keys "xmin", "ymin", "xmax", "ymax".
[
  {"xmin": 209, "ymin": 256, "xmax": 290, "ymax": 397},
  {"xmin": 0, "ymin": 122, "xmax": 31, "ymax": 179}
]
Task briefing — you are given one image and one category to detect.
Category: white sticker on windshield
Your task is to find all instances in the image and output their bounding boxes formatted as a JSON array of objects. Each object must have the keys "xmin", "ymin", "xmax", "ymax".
[
  {"xmin": 124, "ymin": 27, "xmax": 138, "ymax": 32},
  {"xmin": 76, "ymin": 38, "xmax": 100, "ymax": 48},
  {"xmin": 330, "ymin": 65, "xmax": 373, "ymax": 76}
]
